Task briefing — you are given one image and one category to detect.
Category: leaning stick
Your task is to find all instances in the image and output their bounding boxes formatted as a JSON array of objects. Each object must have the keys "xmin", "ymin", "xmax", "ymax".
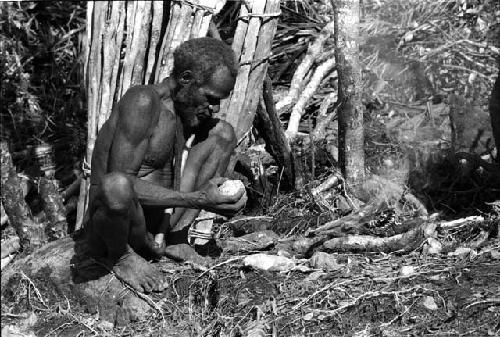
[
  {"xmin": 276, "ymin": 20, "xmax": 335, "ymax": 112},
  {"xmin": 219, "ymin": 1, "xmax": 249, "ymax": 116},
  {"xmin": 190, "ymin": 9, "xmax": 205, "ymax": 39},
  {"xmin": 312, "ymin": 92, "xmax": 338, "ymax": 138},
  {"xmin": 198, "ymin": 0, "xmax": 226, "ymax": 39},
  {"xmin": 239, "ymin": 0, "xmax": 281, "ymax": 138},
  {"xmin": 286, "ymin": 58, "xmax": 337, "ymax": 138},
  {"xmin": 224, "ymin": 0, "xmax": 266, "ymax": 136}
]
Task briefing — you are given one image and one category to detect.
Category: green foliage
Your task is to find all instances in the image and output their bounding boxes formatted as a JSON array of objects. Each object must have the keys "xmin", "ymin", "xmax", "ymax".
[{"xmin": 0, "ymin": 1, "xmax": 87, "ymax": 161}]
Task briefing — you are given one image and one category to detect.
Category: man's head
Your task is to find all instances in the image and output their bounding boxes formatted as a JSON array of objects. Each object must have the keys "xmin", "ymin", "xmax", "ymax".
[{"xmin": 171, "ymin": 37, "xmax": 238, "ymax": 128}]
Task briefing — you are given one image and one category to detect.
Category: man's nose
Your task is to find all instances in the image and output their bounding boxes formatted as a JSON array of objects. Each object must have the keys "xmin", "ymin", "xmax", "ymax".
[{"xmin": 209, "ymin": 104, "xmax": 220, "ymax": 114}]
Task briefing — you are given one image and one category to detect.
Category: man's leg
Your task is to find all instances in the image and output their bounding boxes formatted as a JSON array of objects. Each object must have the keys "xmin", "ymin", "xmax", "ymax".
[
  {"xmin": 166, "ymin": 120, "xmax": 236, "ymax": 245},
  {"xmin": 86, "ymin": 172, "xmax": 167, "ymax": 293}
]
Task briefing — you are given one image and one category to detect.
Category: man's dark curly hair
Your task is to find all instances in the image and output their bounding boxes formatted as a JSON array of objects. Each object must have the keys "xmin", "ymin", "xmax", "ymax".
[{"xmin": 172, "ymin": 37, "xmax": 238, "ymax": 84}]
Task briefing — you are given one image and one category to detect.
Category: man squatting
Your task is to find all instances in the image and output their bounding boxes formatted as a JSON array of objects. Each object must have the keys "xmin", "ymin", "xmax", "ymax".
[{"xmin": 84, "ymin": 38, "xmax": 247, "ymax": 293}]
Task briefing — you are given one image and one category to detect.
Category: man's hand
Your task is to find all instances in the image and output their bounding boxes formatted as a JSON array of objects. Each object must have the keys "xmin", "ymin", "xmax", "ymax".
[{"xmin": 200, "ymin": 177, "xmax": 247, "ymax": 216}]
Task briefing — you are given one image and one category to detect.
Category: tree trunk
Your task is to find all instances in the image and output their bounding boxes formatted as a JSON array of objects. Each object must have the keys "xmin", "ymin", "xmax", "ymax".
[
  {"xmin": 1, "ymin": 142, "xmax": 45, "ymax": 250},
  {"xmin": 38, "ymin": 178, "xmax": 68, "ymax": 240},
  {"xmin": 489, "ymin": 71, "xmax": 500, "ymax": 163},
  {"xmin": 334, "ymin": 0, "xmax": 365, "ymax": 183},
  {"xmin": 76, "ymin": 0, "xmax": 226, "ymax": 229}
]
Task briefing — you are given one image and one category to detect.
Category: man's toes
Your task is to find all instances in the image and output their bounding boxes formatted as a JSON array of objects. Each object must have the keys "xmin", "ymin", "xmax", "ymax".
[
  {"xmin": 151, "ymin": 279, "xmax": 166, "ymax": 292},
  {"xmin": 145, "ymin": 276, "xmax": 160, "ymax": 292},
  {"xmin": 129, "ymin": 280, "xmax": 144, "ymax": 293},
  {"xmin": 205, "ymin": 257, "xmax": 214, "ymax": 266},
  {"xmin": 141, "ymin": 280, "xmax": 152, "ymax": 293}
]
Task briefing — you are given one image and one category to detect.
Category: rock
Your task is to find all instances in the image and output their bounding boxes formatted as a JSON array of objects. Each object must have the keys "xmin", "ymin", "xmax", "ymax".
[
  {"xmin": 277, "ymin": 249, "xmax": 292, "ymax": 258},
  {"xmin": 291, "ymin": 237, "xmax": 324, "ymax": 255},
  {"xmin": 243, "ymin": 254, "xmax": 295, "ymax": 272},
  {"xmin": 219, "ymin": 230, "xmax": 278, "ymax": 254},
  {"xmin": 400, "ymin": 265, "xmax": 415, "ymax": 276},
  {"xmin": 218, "ymin": 179, "xmax": 245, "ymax": 197},
  {"xmin": 1, "ymin": 236, "xmax": 162, "ymax": 327},
  {"xmin": 309, "ymin": 252, "xmax": 342, "ymax": 271},
  {"xmin": 424, "ymin": 237, "xmax": 442, "ymax": 255},
  {"xmin": 1, "ymin": 325, "xmax": 36, "ymax": 337},
  {"xmin": 304, "ymin": 270, "xmax": 325, "ymax": 282},
  {"xmin": 422, "ymin": 296, "xmax": 438, "ymax": 310},
  {"xmin": 448, "ymin": 247, "xmax": 474, "ymax": 258},
  {"xmin": 231, "ymin": 218, "xmax": 270, "ymax": 236}
]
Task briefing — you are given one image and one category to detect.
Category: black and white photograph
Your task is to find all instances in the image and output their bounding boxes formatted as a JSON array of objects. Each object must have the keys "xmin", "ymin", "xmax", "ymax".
[{"xmin": 1, "ymin": 0, "xmax": 499, "ymax": 336}]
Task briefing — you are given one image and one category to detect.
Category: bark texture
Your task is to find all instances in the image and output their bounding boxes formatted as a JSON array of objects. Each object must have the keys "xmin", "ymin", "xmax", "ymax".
[
  {"xmin": 39, "ymin": 178, "xmax": 68, "ymax": 240},
  {"xmin": 220, "ymin": 0, "xmax": 281, "ymax": 144},
  {"xmin": 1, "ymin": 142, "xmax": 45, "ymax": 249},
  {"xmin": 334, "ymin": 0, "xmax": 365, "ymax": 183},
  {"xmin": 276, "ymin": 20, "xmax": 335, "ymax": 113},
  {"xmin": 489, "ymin": 71, "xmax": 500, "ymax": 162},
  {"xmin": 255, "ymin": 75, "xmax": 296, "ymax": 189}
]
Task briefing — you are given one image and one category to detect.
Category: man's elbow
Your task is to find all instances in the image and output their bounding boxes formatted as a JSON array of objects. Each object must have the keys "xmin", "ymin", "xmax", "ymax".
[{"xmin": 210, "ymin": 120, "xmax": 237, "ymax": 147}]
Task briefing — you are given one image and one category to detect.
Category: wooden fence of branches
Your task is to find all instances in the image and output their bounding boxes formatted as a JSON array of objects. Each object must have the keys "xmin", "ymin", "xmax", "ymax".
[{"xmin": 76, "ymin": 0, "xmax": 280, "ymax": 229}]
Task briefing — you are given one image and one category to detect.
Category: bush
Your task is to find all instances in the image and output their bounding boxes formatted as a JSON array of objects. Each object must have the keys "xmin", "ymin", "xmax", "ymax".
[{"xmin": 0, "ymin": 1, "xmax": 87, "ymax": 167}]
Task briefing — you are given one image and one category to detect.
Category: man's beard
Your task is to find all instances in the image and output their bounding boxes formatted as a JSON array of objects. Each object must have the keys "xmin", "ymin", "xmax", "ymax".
[
  {"xmin": 173, "ymin": 86, "xmax": 201, "ymax": 128},
  {"xmin": 174, "ymin": 87, "xmax": 213, "ymax": 128}
]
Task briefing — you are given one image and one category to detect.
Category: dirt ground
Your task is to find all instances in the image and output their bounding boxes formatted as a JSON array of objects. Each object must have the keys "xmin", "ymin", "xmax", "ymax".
[{"xmin": 1, "ymin": 219, "xmax": 499, "ymax": 337}]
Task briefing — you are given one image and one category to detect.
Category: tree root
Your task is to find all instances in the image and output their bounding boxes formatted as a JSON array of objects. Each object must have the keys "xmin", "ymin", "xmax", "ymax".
[{"xmin": 322, "ymin": 222, "xmax": 437, "ymax": 253}]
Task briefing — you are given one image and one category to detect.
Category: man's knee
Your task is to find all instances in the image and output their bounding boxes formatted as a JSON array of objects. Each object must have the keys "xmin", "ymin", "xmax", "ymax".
[
  {"xmin": 209, "ymin": 120, "xmax": 237, "ymax": 149},
  {"xmin": 101, "ymin": 172, "xmax": 134, "ymax": 213}
]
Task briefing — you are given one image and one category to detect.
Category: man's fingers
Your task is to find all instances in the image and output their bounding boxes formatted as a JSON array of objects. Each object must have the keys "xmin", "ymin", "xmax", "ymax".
[
  {"xmin": 210, "ymin": 177, "xmax": 227, "ymax": 186},
  {"xmin": 215, "ymin": 192, "xmax": 247, "ymax": 215},
  {"xmin": 217, "ymin": 188, "xmax": 245, "ymax": 204}
]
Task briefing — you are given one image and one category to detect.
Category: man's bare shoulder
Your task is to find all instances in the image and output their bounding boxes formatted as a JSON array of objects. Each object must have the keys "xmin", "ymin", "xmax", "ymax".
[
  {"xmin": 119, "ymin": 85, "xmax": 161, "ymax": 110},
  {"xmin": 113, "ymin": 85, "xmax": 164, "ymax": 139}
]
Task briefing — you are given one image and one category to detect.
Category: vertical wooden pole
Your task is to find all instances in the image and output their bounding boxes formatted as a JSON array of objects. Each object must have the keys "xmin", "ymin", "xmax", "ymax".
[
  {"xmin": 144, "ymin": 1, "xmax": 165, "ymax": 84},
  {"xmin": 76, "ymin": 0, "xmax": 227, "ymax": 229},
  {"xmin": 334, "ymin": 0, "xmax": 365, "ymax": 183},
  {"xmin": 220, "ymin": 0, "xmax": 280, "ymax": 144},
  {"xmin": 155, "ymin": 0, "xmax": 226, "ymax": 82}
]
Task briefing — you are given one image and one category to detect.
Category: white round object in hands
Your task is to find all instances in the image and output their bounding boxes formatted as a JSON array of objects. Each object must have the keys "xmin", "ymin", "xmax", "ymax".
[{"xmin": 218, "ymin": 179, "xmax": 245, "ymax": 197}]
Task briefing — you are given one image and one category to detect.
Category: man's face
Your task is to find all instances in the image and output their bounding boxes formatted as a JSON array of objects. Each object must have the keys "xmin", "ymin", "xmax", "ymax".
[{"xmin": 173, "ymin": 66, "xmax": 236, "ymax": 129}]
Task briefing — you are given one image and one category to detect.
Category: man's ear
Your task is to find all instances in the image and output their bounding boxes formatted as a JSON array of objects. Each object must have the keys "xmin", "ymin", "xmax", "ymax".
[{"xmin": 179, "ymin": 70, "xmax": 193, "ymax": 85}]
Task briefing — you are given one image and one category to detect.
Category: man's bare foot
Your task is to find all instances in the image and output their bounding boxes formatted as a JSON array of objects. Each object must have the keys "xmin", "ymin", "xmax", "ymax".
[
  {"xmin": 139, "ymin": 232, "xmax": 166, "ymax": 261},
  {"xmin": 110, "ymin": 249, "xmax": 168, "ymax": 293},
  {"xmin": 164, "ymin": 244, "xmax": 212, "ymax": 267}
]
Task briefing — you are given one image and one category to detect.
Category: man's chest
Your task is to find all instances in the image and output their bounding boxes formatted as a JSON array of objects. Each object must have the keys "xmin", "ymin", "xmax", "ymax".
[{"xmin": 142, "ymin": 108, "xmax": 177, "ymax": 169}]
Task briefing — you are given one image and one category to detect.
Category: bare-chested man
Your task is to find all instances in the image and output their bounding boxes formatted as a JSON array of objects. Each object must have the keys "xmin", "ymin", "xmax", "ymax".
[{"xmin": 84, "ymin": 38, "xmax": 247, "ymax": 293}]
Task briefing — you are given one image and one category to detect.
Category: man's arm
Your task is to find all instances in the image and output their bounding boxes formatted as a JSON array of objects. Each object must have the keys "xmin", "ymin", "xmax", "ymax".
[
  {"xmin": 108, "ymin": 87, "xmax": 206, "ymax": 209},
  {"xmin": 107, "ymin": 87, "xmax": 243, "ymax": 212}
]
